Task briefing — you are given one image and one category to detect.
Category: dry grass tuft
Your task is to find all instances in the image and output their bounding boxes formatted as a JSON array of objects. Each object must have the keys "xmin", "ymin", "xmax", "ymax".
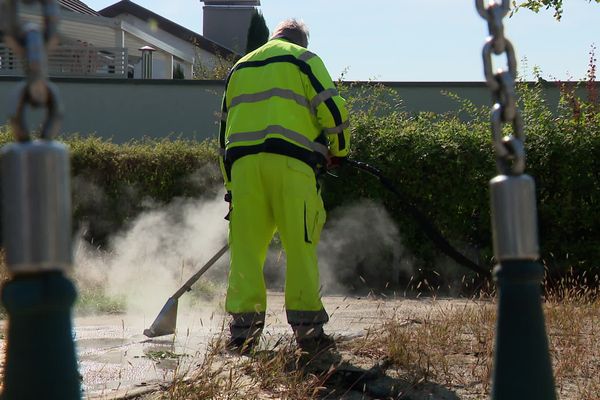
[
  {"xmin": 350, "ymin": 300, "xmax": 496, "ymax": 398},
  {"xmin": 545, "ymin": 272, "xmax": 599, "ymax": 400},
  {"xmin": 0, "ymin": 250, "xmax": 8, "ymax": 284},
  {"xmin": 154, "ymin": 335, "xmax": 331, "ymax": 400},
  {"xmin": 146, "ymin": 277, "xmax": 598, "ymax": 400},
  {"xmin": 350, "ymin": 276, "xmax": 599, "ymax": 400},
  {"xmin": 0, "ymin": 252, "xmax": 596, "ymax": 399}
]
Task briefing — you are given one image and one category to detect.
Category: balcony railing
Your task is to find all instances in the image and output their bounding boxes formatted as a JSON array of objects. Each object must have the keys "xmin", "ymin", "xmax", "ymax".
[{"xmin": 0, "ymin": 44, "xmax": 129, "ymax": 78}]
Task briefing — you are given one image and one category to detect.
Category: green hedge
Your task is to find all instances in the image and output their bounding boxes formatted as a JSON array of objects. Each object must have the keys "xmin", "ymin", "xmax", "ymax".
[
  {"xmin": 0, "ymin": 82, "xmax": 597, "ymax": 280},
  {"xmin": 324, "ymin": 110, "xmax": 600, "ymax": 278},
  {"xmin": 323, "ymin": 81, "xmax": 600, "ymax": 279},
  {"xmin": 321, "ymin": 111, "xmax": 494, "ymax": 273},
  {"xmin": 0, "ymin": 130, "xmax": 223, "ymax": 243},
  {"xmin": 68, "ymin": 136, "xmax": 223, "ymax": 242}
]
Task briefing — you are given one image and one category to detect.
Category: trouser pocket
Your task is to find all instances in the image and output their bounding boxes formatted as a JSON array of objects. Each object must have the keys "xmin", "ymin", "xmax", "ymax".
[{"xmin": 304, "ymin": 198, "xmax": 325, "ymax": 244}]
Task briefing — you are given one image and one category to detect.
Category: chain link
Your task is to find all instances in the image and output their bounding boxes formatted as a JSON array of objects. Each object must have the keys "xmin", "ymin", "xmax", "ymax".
[
  {"xmin": 3, "ymin": 0, "xmax": 63, "ymax": 141},
  {"xmin": 476, "ymin": 0, "xmax": 525, "ymax": 175}
]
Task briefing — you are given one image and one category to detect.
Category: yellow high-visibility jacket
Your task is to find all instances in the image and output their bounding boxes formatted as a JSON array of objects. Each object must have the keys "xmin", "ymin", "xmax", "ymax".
[{"xmin": 219, "ymin": 38, "xmax": 350, "ymax": 190}]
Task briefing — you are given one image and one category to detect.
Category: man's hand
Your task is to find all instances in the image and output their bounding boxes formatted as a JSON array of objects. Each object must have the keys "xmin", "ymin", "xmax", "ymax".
[
  {"xmin": 326, "ymin": 155, "xmax": 345, "ymax": 170},
  {"xmin": 224, "ymin": 191, "xmax": 232, "ymax": 220}
]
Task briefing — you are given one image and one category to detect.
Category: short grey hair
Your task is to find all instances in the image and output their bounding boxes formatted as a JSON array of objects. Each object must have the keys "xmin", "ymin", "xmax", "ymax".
[{"xmin": 270, "ymin": 19, "xmax": 309, "ymax": 48}]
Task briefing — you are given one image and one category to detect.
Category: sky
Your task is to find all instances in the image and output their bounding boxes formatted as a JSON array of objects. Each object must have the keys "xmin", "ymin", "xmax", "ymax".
[{"xmin": 83, "ymin": 0, "xmax": 599, "ymax": 82}]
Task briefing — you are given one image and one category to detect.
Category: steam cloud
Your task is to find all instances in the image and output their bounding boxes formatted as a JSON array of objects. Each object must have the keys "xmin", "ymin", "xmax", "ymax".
[
  {"xmin": 318, "ymin": 199, "xmax": 413, "ymax": 295},
  {"xmin": 73, "ymin": 194, "xmax": 230, "ymax": 317},
  {"xmin": 72, "ymin": 192, "xmax": 410, "ymax": 319}
]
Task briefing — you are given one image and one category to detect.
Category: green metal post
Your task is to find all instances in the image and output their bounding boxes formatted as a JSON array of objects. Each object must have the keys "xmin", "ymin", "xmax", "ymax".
[
  {"xmin": 1, "ymin": 118, "xmax": 81, "ymax": 400},
  {"xmin": 1, "ymin": 138, "xmax": 81, "ymax": 400},
  {"xmin": 488, "ymin": 175, "xmax": 556, "ymax": 400},
  {"xmin": 2, "ymin": 273, "xmax": 80, "ymax": 399},
  {"xmin": 475, "ymin": 1, "xmax": 557, "ymax": 397},
  {"xmin": 491, "ymin": 260, "xmax": 556, "ymax": 399}
]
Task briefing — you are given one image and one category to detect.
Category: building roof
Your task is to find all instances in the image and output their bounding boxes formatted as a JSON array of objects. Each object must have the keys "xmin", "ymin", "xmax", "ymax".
[
  {"xmin": 59, "ymin": 0, "xmax": 101, "ymax": 16},
  {"xmin": 0, "ymin": 1, "xmax": 98, "ymax": 39},
  {"xmin": 202, "ymin": 0, "xmax": 260, "ymax": 5},
  {"xmin": 99, "ymin": 0, "xmax": 235, "ymax": 57}
]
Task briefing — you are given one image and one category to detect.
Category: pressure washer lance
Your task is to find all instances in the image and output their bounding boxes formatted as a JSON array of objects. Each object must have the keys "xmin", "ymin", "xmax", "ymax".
[
  {"xmin": 143, "ymin": 244, "xmax": 229, "ymax": 337},
  {"xmin": 343, "ymin": 158, "xmax": 491, "ymax": 277}
]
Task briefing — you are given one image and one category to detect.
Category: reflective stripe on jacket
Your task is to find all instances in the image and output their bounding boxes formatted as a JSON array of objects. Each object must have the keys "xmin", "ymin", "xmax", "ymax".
[{"xmin": 219, "ymin": 38, "xmax": 350, "ymax": 189}]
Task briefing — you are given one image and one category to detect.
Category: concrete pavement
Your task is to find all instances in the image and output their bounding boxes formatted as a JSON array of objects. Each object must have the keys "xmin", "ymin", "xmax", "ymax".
[{"xmin": 2, "ymin": 292, "xmax": 460, "ymax": 399}]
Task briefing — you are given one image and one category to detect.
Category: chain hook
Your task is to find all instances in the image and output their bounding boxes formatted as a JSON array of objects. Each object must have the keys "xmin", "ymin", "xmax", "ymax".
[
  {"xmin": 476, "ymin": 0, "xmax": 510, "ymax": 19},
  {"xmin": 4, "ymin": 0, "xmax": 60, "ymax": 54},
  {"xmin": 4, "ymin": 0, "xmax": 63, "ymax": 142},
  {"xmin": 491, "ymin": 105, "xmax": 526, "ymax": 175},
  {"xmin": 477, "ymin": 0, "xmax": 511, "ymax": 66},
  {"xmin": 477, "ymin": 0, "xmax": 526, "ymax": 176},
  {"xmin": 10, "ymin": 81, "xmax": 64, "ymax": 142}
]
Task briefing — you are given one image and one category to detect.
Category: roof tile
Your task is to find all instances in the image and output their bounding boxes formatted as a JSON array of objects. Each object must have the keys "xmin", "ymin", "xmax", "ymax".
[{"xmin": 59, "ymin": 0, "xmax": 101, "ymax": 16}]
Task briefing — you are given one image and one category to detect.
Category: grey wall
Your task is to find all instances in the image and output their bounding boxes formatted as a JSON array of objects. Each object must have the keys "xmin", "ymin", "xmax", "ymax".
[
  {"xmin": 0, "ymin": 77, "xmax": 224, "ymax": 143},
  {"xmin": 0, "ymin": 77, "xmax": 587, "ymax": 143}
]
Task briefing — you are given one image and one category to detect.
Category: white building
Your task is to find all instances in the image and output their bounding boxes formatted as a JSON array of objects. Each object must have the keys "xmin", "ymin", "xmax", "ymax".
[{"xmin": 0, "ymin": 0, "xmax": 245, "ymax": 79}]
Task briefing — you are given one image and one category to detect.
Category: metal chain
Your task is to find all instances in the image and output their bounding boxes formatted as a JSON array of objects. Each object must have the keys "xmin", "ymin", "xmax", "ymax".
[
  {"xmin": 3, "ymin": 0, "xmax": 63, "ymax": 141},
  {"xmin": 476, "ymin": 0, "xmax": 525, "ymax": 175}
]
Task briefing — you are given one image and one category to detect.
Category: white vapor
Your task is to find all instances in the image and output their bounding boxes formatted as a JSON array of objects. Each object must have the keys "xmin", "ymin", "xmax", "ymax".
[
  {"xmin": 318, "ymin": 200, "xmax": 413, "ymax": 295},
  {"xmin": 73, "ymin": 194, "xmax": 230, "ymax": 317}
]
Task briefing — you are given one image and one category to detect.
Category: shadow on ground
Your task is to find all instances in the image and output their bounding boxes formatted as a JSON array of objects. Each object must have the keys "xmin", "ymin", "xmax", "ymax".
[{"xmin": 255, "ymin": 341, "xmax": 460, "ymax": 400}]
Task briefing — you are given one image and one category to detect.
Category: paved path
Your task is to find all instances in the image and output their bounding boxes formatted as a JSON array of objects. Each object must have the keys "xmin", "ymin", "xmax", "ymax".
[{"xmin": 73, "ymin": 293, "xmax": 456, "ymax": 399}]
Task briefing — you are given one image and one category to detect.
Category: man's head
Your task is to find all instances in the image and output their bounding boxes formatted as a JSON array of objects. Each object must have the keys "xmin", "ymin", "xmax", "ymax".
[{"xmin": 270, "ymin": 19, "xmax": 309, "ymax": 48}]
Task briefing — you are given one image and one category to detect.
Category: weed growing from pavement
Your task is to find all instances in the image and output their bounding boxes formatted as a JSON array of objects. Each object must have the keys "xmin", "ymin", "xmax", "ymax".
[
  {"xmin": 155, "ymin": 331, "xmax": 338, "ymax": 400},
  {"xmin": 148, "ymin": 274, "xmax": 598, "ymax": 400},
  {"xmin": 354, "ymin": 299, "xmax": 497, "ymax": 397},
  {"xmin": 348, "ymin": 277, "xmax": 599, "ymax": 400},
  {"xmin": 145, "ymin": 350, "xmax": 187, "ymax": 362},
  {"xmin": 0, "ymin": 247, "xmax": 598, "ymax": 399},
  {"xmin": 543, "ymin": 270, "xmax": 600, "ymax": 399},
  {"xmin": 157, "ymin": 337, "xmax": 247, "ymax": 399},
  {"xmin": 74, "ymin": 287, "xmax": 127, "ymax": 315}
]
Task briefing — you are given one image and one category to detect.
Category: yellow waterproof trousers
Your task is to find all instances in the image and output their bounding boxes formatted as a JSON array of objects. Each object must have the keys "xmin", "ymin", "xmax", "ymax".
[{"xmin": 226, "ymin": 153, "xmax": 329, "ymax": 339}]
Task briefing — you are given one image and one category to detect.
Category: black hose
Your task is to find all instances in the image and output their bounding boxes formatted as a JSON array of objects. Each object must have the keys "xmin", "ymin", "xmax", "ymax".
[{"xmin": 344, "ymin": 159, "xmax": 491, "ymax": 277}]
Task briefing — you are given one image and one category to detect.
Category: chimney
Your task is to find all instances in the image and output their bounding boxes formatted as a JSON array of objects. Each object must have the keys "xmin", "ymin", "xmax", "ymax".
[
  {"xmin": 200, "ymin": 0, "xmax": 261, "ymax": 55},
  {"xmin": 139, "ymin": 46, "xmax": 155, "ymax": 79}
]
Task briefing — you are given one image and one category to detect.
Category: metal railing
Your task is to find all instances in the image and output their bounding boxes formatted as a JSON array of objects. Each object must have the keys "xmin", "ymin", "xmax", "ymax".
[{"xmin": 0, "ymin": 43, "xmax": 128, "ymax": 78}]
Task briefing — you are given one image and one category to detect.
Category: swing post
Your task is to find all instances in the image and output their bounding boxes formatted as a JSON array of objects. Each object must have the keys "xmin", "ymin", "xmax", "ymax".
[
  {"xmin": 476, "ymin": 1, "xmax": 557, "ymax": 398},
  {"xmin": 1, "ymin": 2, "xmax": 80, "ymax": 399}
]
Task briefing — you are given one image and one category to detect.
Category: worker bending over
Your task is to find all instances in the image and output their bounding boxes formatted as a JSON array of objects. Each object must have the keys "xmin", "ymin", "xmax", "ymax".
[{"xmin": 219, "ymin": 18, "xmax": 350, "ymax": 353}]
